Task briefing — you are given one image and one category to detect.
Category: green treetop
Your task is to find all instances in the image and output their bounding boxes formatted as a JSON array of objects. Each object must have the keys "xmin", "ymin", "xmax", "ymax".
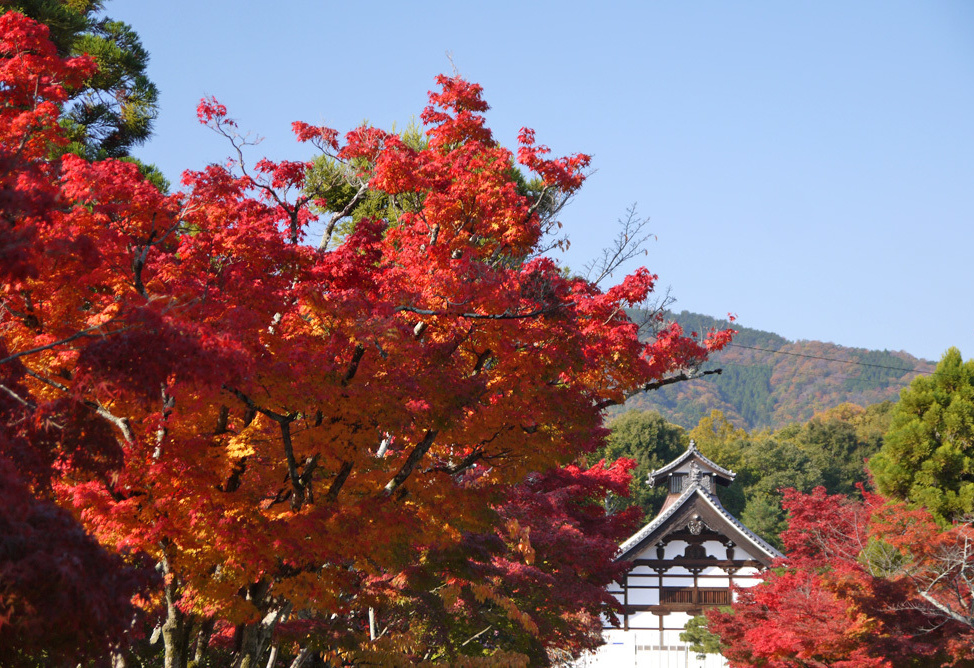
[
  {"xmin": 592, "ymin": 410, "xmax": 687, "ymax": 519},
  {"xmin": 870, "ymin": 347, "xmax": 974, "ymax": 523}
]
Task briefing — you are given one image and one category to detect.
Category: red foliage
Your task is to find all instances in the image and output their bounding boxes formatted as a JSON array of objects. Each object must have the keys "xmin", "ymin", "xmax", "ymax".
[
  {"xmin": 708, "ymin": 487, "xmax": 974, "ymax": 667},
  {"xmin": 0, "ymin": 11, "xmax": 734, "ymax": 664},
  {"xmin": 0, "ymin": 456, "xmax": 148, "ymax": 667},
  {"xmin": 343, "ymin": 459, "xmax": 642, "ymax": 663}
]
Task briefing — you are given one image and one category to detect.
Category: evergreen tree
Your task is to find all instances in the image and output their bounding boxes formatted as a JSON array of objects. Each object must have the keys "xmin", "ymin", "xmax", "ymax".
[
  {"xmin": 870, "ymin": 347, "xmax": 974, "ymax": 523},
  {"xmin": 1, "ymin": 1, "xmax": 159, "ymax": 164}
]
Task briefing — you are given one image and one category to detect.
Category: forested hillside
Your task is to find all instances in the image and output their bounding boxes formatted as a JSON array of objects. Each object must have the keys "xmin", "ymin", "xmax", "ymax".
[{"xmin": 624, "ymin": 311, "xmax": 935, "ymax": 430}]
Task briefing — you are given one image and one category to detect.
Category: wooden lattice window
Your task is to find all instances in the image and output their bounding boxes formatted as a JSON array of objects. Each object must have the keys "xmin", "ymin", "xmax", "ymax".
[{"xmin": 660, "ymin": 587, "xmax": 731, "ymax": 606}]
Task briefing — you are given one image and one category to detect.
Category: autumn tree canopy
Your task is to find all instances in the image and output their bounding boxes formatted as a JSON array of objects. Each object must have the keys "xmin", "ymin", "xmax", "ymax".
[
  {"xmin": 705, "ymin": 487, "xmax": 974, "ymax": 668},
  {"xmin": 0, "ymin": 12, "xmax": 733, "ymax": 667}
]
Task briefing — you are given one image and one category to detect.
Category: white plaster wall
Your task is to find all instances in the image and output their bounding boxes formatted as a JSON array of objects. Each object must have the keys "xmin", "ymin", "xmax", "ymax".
[
  {"xmin": 702, "ymin": 540, "xmax": 726, "ymax": 558},
  {"xmin": 578, "ymin": 625, "xmax": 729, "ymax": 667},
  {"xmin": 660, "ymin": 575, "xmax": 694, "ymax": 588},
  {"xmin": 662, "ymin": 564, "xmax": 692, "ymax": 576},
  {"xmin": 628, "ymin": 609, "xmax": 659, "ymax": 629},
  {"xmin": 663, "ymin": 541, "xmax": 688, "ymax": 560},
  {"xmin": 627, "ymin": 587, "xmax": 659, "ymax": 606}
]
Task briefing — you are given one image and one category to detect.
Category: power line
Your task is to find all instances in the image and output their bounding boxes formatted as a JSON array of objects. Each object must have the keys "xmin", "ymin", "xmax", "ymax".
[{"xmin": 724, "ymin": 343, "xmax": 932, "ymax": 375}]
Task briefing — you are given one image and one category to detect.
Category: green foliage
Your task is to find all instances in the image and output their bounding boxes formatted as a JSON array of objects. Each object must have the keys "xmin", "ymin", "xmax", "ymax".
[
  {"xmin": 590, "ymin": 410, "xmax": 687, "ymax": 519},
  {"xmin": 304, "ymin": 120, "xmax": 431, "ymax": 247},
  {"xmin": 63, "ymin": 18, "xmax": 157, "ymax": 159},
  {"xmin": 716, "ymin": 364, "xmax": 775, "ymax": 429},
  {"xmin": 843, "ymin": 349, "xmax": 918, "ymax": 393},
  {"xmin": 688, "ymin": 409, "xmax": 749, "ymax": 470},
  {"xmin": 738, "ymin": 492, "xmax": 788, "ymax": 546},
  {"xmin": 2, "ymin": 0, "xmax": 159, "ymax": 161},
  {"xmin": 680, "ymin": 407, "xmax": 884, "ymax": 548},
  {"xmin": 680, "ymin": 613, "xmax": 724, "ymax": 657},
  {"xmin": 788, "ymin": 415, "xmax": 877, "ymax": 497},
  {"xmin": 870, "ymin": 347, "xmax": 974, "ymax": 523}
]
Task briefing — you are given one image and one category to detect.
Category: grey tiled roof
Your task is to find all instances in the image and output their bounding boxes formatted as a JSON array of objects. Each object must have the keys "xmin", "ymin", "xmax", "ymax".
[
  {"xmin": 617, "ymin": 479, "xmax": 782, "ymax": 562},
  {"xmin": 648, "ymin": 441, "xmax": 736, "ymax": 485}
]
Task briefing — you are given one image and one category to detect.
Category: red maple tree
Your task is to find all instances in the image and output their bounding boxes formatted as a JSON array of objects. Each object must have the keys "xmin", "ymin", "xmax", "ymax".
[
  {"xmin": 707, "ymin": 487, "xmax": 974, "ymax": 667},
  {"xmin": 1, "ymin": 12, "xmax": 732, "ymax": 666}
]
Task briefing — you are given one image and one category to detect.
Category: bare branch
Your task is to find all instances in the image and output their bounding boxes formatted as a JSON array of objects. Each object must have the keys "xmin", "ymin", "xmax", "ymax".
[
  {"xmin": 460, "ymin": 624, "xmax": 494, "ymax": 648},
  {"xmin": 583, "ymin": 204, "xmax": 656, "ymax": 285},
  {"xmin": 21, "ymin": 367, "xmax": 136, "ymax": 443},
  {"xmin": 0, "ymin": 383, "xmax": 35, "ymax": 409},
  {"xmin": 153, "ymin": 387, "xmax": 175, "ymax": 459},
  {"xmin": 595, "ymin": 369, "xmax": 723, "ymax": 411},
  {"xmin": 319, "ymin": 182, "xmax": 368, "ymax": 251}
]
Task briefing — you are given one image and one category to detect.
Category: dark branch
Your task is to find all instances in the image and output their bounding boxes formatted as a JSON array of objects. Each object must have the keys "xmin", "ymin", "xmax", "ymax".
[
  {"xmin": 326, "ymin": 461, "xmax": 353, "ymax": 502},
  {"xmin": 383, "ymin": 429, "xmax": 438, "ymax": 496},
  {"xmin": 342, "ymin": 344, "xmax": 366, "ymax": 386},
  {"xmin": 279, "ymin": 421, "xmax": 304, "ymax": 510},
  {"xmin": 425, "ymin": 449, "xmax": 483, "ymax": 476},
  {"xmin": 595, "ymin": 369, "xmax": 723, "ymax": 411},
  {"xmin": 394, "ymin": 306, "xmax": 548, "ymax": 321},
  {"xmin": 0, "ymin": 326, "xmax": 106, "ymax": 366},
  {"xmin": 223, "ymin": 386, "xmax": 307, "ymax": 507},
  {"xmin": 224, "ymin": 386, "xmax": 292, "ymax": 424},
  {"xmin": 472, "ymin": 348, "xmax": 493, "ymax": 374}
]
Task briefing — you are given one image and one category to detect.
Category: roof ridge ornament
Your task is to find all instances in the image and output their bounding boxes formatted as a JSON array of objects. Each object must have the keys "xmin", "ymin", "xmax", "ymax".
[{"xmin": 648, "ymin": 439, "xmax": 737, "ymax": 486}]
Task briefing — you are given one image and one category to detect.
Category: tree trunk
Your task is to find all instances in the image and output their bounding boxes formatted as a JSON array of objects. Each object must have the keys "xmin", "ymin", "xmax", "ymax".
[
  {"xmin": 265, "ymin": 644, "xmax": 279, "ymax": 668},
  {"xmin": 193, "ymin": 616, "xmax": 215, "ymax": 666},
  {"xmin": 287, "ymin": 648, "xmax": 312, "ymax": 668},
  {"xmin": 160, "ymin": 554, "xmax": 194, "ymax": 668},
  {"xmin": 232, "ymin": 602, "xmax": 292, "ymax": 668},
  {"xmin": 162, "ymin": 604, "xmax": 192, "ymax": 668}
]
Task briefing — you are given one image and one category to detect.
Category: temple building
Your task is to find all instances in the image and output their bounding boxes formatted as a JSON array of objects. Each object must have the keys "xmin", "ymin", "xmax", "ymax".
[{"xmin": 580, "ymin": 442, "xmax": 782, "ymax": 667}]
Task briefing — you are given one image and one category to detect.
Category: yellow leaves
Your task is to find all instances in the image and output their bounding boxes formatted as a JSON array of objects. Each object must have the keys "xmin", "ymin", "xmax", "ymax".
[
  {"xmin": 505, "ymin": 519, "xmax": 534, "ymax": 566},
  {"xmin": 226, "ymin": 430, "xmax": 255, "ymax": 458},
  {"xmin": 438, "ymin": 582, "xmax": 461, "ymax": 609},
  {"xmin": 468, "ymin": 583, "xmax": 538, "ymax": 636}
]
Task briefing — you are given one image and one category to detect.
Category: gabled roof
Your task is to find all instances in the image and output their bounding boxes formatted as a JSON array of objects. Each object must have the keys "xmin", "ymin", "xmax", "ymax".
[
  {"xmin": 617, "ymin": 478, "xmax": 782, "ymax": 564},
  {"xmin": 648, "ymin": 440, "xmax": 735, "ymax": 487}
]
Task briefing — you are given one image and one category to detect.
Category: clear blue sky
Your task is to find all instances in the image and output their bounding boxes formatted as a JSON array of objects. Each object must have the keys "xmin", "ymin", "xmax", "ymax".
[{"xmin": 110, "ymin": 0, "xmax": 974, "ymax": 363}]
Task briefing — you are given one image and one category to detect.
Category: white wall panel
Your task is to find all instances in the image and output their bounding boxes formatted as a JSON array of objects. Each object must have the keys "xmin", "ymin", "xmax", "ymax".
[
  {"xmin": 628, "ymin": 610, "xmax": 660, "ymax": 628},
  {"xmin": 663, "ymin": 541, "xmax": 689, "ymax": 559},
  {"xmin": 626, "ymin": 587, "xmax": 659, "ymax": 606}
]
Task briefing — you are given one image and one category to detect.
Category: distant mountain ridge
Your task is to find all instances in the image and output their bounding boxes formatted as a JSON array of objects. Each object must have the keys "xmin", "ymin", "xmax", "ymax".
[{"xmin": 623, "ymin": 311, "xmax": 936, "ymax": 430}]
